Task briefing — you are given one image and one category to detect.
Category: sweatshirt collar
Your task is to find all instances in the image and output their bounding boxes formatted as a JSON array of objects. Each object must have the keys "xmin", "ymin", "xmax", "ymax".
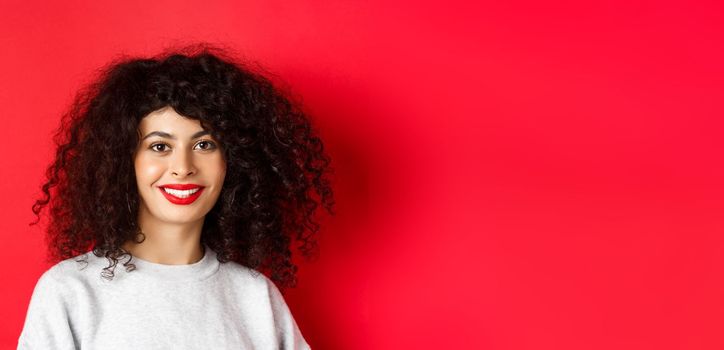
[{"xmin": 122, "ymin": 243, "xmax": 220, "ymax": 282}]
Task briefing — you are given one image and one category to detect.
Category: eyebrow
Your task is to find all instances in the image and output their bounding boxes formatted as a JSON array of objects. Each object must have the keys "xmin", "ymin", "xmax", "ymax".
[{"xmin": 141, "ymin": 130, "xmax": 210, "ymax": 141}]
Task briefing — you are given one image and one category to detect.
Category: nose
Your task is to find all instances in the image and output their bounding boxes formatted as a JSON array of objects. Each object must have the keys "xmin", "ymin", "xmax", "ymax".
[{"xmin": 170, "ymin": 148, "xmax": 197, "ymax": 177}]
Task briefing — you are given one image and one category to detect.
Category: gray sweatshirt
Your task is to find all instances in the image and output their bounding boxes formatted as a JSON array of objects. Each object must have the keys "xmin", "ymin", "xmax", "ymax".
[{"xmin": 17, "ymin": 244, "xmax": 311, "ymax": 350}]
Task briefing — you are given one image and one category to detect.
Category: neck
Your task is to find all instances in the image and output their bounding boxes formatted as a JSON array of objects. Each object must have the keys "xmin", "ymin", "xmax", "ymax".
[{"xmin": 122, "ymin": 204, "xmax": 206, "ymax": 265}]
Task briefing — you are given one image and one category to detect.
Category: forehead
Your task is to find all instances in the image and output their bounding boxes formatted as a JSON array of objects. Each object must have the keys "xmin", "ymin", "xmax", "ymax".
[{"xmin": 138, "ymin": 107, "xmax": 204, "ymax": 132}]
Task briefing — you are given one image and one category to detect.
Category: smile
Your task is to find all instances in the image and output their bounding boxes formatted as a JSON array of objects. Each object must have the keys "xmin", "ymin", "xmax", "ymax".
[
  {"xmin": 158, "ymin": 186, "xmax": 205, "ymax": 205},
  {"xmin": 163, "ymin": 188, "xmax": 200, "ymax": 197}
]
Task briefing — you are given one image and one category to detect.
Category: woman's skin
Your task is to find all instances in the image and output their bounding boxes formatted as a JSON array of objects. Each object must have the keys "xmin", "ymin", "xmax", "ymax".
[{"xmin": 121, "ymin": 106, "xmax": 227, "ymax": 265}]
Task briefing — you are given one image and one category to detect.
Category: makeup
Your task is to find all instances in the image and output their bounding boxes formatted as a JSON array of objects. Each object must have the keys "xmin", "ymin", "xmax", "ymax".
[{"xmin": 158, "ymin": 185, "xmax": 205, "ymax": 205}]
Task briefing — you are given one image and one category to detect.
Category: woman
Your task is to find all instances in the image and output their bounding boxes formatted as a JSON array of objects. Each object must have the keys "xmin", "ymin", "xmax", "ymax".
[{"xmin": 18, "ymin": 44, "xmax": 335, "ymax": 349}]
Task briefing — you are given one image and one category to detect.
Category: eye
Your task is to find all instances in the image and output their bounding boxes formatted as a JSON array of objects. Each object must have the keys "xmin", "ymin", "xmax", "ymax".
[
  {"xmin": 195, "ymin": 140, "xmax": 217, "ymax": 150},
  {"xmin": 150, "ymin": 143, "xmax": 169, "ymax": 152}
]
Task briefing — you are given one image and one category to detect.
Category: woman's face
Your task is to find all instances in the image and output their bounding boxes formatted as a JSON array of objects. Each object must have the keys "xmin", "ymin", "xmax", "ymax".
[{"xmin": 133, "ymin": 107, "xmax": 226, "ymax": 226}]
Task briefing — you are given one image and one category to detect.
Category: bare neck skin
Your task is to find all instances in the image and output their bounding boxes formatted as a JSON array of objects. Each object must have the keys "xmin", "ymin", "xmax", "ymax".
[{"xmin": 122, "ymin": 202, "xmax": 205, "ymax": 265}]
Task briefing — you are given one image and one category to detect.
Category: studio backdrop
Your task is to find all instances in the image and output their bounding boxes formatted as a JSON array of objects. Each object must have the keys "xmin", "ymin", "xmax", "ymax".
[{"xmin": 2, "ymin": 1, "xmax": 724, "ymax": 349}]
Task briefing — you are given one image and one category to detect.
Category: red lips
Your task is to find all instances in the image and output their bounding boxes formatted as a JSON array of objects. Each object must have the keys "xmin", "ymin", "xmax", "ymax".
[
  {"xmin": 158, "ymin": 184, "xmax": 205, "ymax": 205},
  {"xmin": 159, "ymin": 184, "xmax": 204, "ymax": 190}
]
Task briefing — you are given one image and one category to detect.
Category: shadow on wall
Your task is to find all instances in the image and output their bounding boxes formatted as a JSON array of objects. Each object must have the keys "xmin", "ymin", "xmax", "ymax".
[{"xmin": 280, "ymin": 67, "xmax": 425, "ymax": 350}]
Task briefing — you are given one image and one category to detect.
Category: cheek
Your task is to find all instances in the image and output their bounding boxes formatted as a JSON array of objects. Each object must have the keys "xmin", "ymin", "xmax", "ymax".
[
  {"xmin": 217, "ymin": 158, "xmax": 227, "ymax": 175},
  {"xmin": 134, "ymin": 156, "xmax": 165, "ymax": 184},
  {"xmin": 202, "ymin": 155, "xmax": 227, "ymax": 183},
  {"xmin": 216, "ymin": 160, "xmax": 227, "ymax": 184}
]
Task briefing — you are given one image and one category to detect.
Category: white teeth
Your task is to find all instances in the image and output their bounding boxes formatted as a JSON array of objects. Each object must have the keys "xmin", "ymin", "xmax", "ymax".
[{"xmin": 163, "ymin": 188, "xmax": 200, "ymax": 198}]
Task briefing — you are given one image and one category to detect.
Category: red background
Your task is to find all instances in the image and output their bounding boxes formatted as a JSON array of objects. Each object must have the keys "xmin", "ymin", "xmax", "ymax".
[{"xmin": 2, "ymin": 1, "xmax": 724, "ymax": 349}]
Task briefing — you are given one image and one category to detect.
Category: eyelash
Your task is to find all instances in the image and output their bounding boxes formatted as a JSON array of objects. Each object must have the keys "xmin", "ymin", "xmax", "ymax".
[{"xmin": 149, "ymin": 140, "xmax": 217, "ymax": 153}]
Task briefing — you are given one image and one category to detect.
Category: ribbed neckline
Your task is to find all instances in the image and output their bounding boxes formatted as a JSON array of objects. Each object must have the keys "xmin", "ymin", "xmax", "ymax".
[{"xmin": 124, "ymin": 243, "xmax": 220, "ymax": 282}]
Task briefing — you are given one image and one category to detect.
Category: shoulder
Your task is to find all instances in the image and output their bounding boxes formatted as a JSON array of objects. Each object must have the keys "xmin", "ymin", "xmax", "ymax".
[
  {"xmin": 33, "ymin": 250, "xmax": 115, "ymax": 297},
  {"xmin": 217, "ymin": 263, "xmax": 309, "ymax": 349},
  {"xmin": 19, "ymin": 255, "xmax": 93, "ymax": 349},
  {"xmin": 37, "ymin": 252, "xmax": 91, "ymax": 284},
  {"xmin": 218, "ymin": 260, "xmax": 272, "ymax": 286},
  {"xmin": 53, "ymin": 250, "xmax": 106, "ymax": 277},
  {"xmin": 217, "ymin": 260, "xmax": 285, "ymax": 298},
  {"xmin": 22, "ymin": 253, "xmax": 95, "ymax": 320}
]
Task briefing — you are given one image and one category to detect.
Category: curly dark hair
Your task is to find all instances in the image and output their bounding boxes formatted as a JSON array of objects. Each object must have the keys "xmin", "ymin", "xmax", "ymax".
[{"xmin": 30, "ymin": 43, "xmax": 335, "ymax": 290}]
